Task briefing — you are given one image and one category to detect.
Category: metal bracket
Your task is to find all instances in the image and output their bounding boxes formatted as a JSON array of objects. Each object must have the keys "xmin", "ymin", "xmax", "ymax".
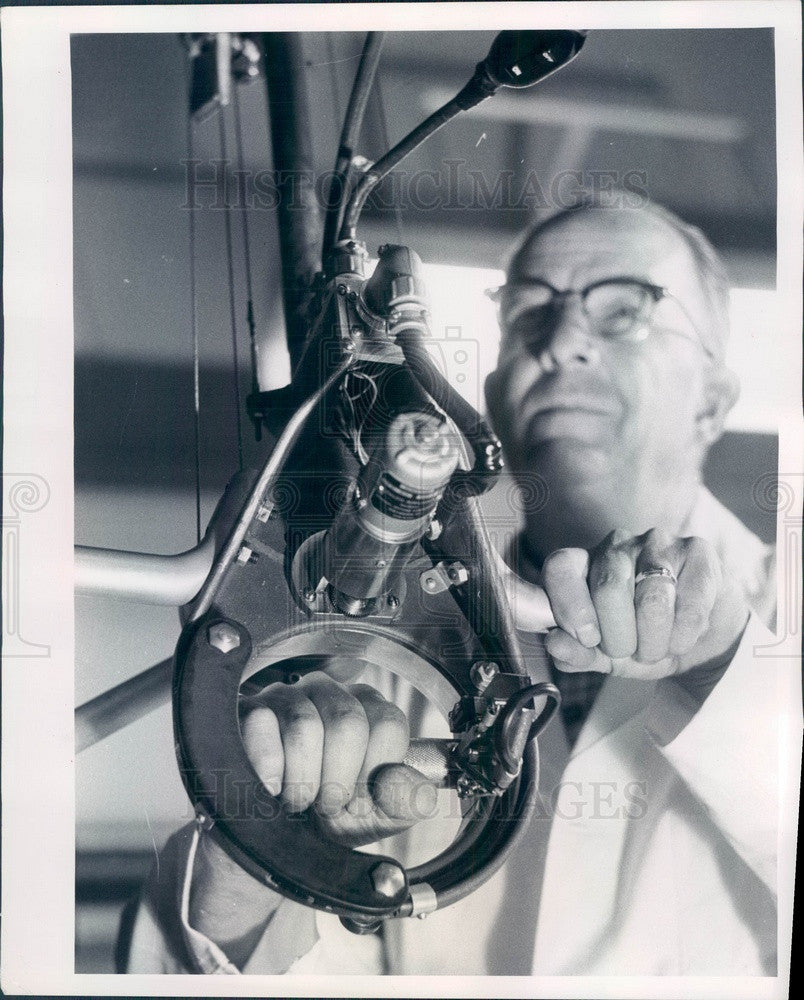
[{"xmin": 419, "ymin": 560, "xmax": 469, "ymax": 595}]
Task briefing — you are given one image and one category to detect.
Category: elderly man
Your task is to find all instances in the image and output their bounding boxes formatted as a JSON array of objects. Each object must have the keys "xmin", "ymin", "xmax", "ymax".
[{"xmin": 123, "ymin": 199, "xmax": 778, "ymax": 976}]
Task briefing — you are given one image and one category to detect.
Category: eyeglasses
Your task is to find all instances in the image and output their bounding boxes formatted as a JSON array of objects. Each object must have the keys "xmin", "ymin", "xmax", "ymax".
[{"xmin": 486, "ymin": 277, "xmax": 715, "ymax": 358}]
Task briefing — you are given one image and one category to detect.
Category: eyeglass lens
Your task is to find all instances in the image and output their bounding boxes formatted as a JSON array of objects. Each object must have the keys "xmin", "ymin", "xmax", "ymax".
[{"xmin": 500, "ymin": 281, "xmax": 656, "ymax": 345}]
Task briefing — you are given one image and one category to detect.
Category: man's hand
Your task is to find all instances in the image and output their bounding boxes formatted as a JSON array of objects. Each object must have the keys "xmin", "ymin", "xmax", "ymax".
[
  {"xmin": 241, "ymin": 672, "xmax": 437, "ymax": 846},
  {"xmin": 188, "ymin": 675, "xmax": 434, "ymax": 968},
  {"xmin": 541, "ymin": 528, "xmax": 749, "ymax": 679}
]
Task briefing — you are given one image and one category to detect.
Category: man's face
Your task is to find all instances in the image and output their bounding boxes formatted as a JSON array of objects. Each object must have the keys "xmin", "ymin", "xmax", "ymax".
[{"xmin": 485, "ymin": 209, "xmax": 722, "ymax": 533}]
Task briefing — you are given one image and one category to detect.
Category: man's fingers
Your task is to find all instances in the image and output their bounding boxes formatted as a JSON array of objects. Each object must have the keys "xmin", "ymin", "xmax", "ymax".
[
  {"xmin": 301, "ymin": 675, "xmax": 370, "ymax": 817},
  {"xmin": 633, "ymin": 530, "xmax": 680, "ymax": 663},
  {"xmin": 371, "ymin": 763, "xmax": 438, "ymax": 825},
  {"xmin": 240, "ymin": 704, "xmax": 284, "ymax": 796},
  {"xmin": 545, "ymin": 628, "xmax": 610, "ymax": 673},
  {"xmin": 588, "ymin": 532, "xmax": 637, "ymax": 658},
  {"xmin": 267, "ymin": 687, "xmax": 324, "ymax": 812},
  {"xmin": 670, "ymin": 537, "xmax": 721, "ymax": 655},
  {"xmin": 349, "ymin": 684, "xmax": 410, "ymax": 790},
  {"xmin": 541, "ymin": 548, "xmax": 601, "ymax": 647}
]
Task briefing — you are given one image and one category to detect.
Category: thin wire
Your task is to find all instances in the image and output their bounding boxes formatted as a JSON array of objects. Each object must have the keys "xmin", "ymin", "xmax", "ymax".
[
  {"xmin": 218, "ymin": 105, "xmax": 245, "ymax": 470},
  {"xmin": 186, "ymin": 82, "xmax": 202, "ymax": 543},
  {"xmin": 371, "ymin": 73, "xmax": 405, "ymax": 247},
  {"xmin": 232, "ymin": 84, "xmax": 262, "ymax": 437}
]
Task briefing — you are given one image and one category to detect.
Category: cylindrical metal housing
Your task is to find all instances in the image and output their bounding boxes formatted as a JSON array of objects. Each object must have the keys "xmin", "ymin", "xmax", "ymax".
[{"xmin": 323, "ymin": 412, "xmax": 459, "ymax": 605}]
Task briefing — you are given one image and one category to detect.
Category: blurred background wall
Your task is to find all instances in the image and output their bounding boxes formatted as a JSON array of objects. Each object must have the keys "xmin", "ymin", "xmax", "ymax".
[{"xmin": 72, "ymin": 28, "xmax": 780, "ymax": 971}]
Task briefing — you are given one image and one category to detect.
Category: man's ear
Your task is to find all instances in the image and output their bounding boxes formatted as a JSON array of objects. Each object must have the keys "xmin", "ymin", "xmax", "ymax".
[{"xmin": 695, "ymin": 365, "xmax": 739, "ymax": 448}]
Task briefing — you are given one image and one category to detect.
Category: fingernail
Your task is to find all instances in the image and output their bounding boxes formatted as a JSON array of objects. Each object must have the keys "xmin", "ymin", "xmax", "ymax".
[
  {"xmin": 577, "ymin": 622, "xmax": 601, "ymax": 647},
  {"xmin": 264, "ymin": 777, "xmax": 281, "ymax": 797}
]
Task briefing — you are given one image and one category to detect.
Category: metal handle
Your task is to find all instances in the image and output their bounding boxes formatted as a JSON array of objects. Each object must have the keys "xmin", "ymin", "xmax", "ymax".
[{"xmin": 403, "ymin": 738, "xmax": 457, "ymax": 788}]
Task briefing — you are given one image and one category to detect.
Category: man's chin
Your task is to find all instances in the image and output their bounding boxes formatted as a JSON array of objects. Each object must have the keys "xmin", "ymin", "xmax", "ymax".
[{"xmin": 521, "ymin": 436, "xmax": 614, "ymax": 479}]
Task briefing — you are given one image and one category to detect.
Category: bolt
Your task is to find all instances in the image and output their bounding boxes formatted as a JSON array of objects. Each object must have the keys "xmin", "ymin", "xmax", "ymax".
[
  {"xmin": 387, "ymin": 595, "xmax": 399, "ymax": 609},
  {"xmin": 426, "ymin": 519, "xmax": 442, "ymax": 540},
  {"xmin": 424, "ymin": 575, "xmax": 437, "ymax": 591},
  {"xmin": 447, "ymin": 562, "xmax": 469, "ymax": 585},
  {"xmin": 256, "ymin": 503, "xmax": 271, "ymax": 523},
  {"xmin": 337, "ymin": 283, "xmax": 347, "ymax": 295},
  {"xmin": 236, "ymin": 545, "xmax": 253, "ymax": 565},
  {"xmin": 370, "ymin": 861, "xmax": 406, "ymax": 898},
  {"xmin": 207, "ymin": 622, "xmax": 241, "ymax": 654},
  {"xmin": 470, "ymin": 660, "xmax": 498, "ymax": 691},
  {"xmin": 375, "ymin": 559, "xmax": 387, "ymax": 568},
  {"xmin": 303, "ymin": 587, "xmax": 316, "ymax": 603}
]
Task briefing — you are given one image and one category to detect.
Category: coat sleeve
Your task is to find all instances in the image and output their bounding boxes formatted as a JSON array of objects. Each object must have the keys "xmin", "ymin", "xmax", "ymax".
[
  {"xmin": 642, "ymin": 613, "xmax": 790, "ymax": 895},
  {"xmin": 121, "ymin": 823, "xmax": 318, "ymax": 974},
  {"xmin": 121, "ymin": 822, "xmax": 386, "ymax": 975}
]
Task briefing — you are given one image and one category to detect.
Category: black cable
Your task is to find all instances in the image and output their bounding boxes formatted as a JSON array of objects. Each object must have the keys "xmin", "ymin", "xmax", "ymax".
[
  {"xmin": 339, "ymin": 96, "xmax": 463, "ymax": 243},
  {"xmin": 322, "ymin": 32, "xmax": 385, "ymax": 256},
  {"xmin": 371, "ymin": 71, "xmax": 404, "ymax": 247}
]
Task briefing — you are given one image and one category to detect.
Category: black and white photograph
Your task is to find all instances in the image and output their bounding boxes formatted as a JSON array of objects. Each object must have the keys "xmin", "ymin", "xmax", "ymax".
[{"xmin": 2, "ymin": 3, "xmax": 802, "ymax": 996}]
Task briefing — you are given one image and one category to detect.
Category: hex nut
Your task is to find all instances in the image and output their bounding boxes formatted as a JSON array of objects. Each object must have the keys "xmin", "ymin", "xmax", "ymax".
[
  {"xmin": 370, "ymin": 861, "xmax": 406, "ymax": 898},
  {"xmin": 207, "ymin": 622, "xmax": 241, "ymax": 654},
  {"xmin": 470, "ymin": 660, "xmax": 499, "ymax": 691}
]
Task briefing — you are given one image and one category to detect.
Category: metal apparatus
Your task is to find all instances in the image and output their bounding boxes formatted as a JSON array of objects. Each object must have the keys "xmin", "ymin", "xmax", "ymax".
[{"xmin": 77, "ymin": 29, "xmax": 588, "ymax": 932}]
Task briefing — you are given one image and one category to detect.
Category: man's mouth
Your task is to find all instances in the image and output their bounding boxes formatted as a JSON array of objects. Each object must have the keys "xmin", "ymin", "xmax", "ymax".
[{"xmin": 521, "ymin": 396, "xmax": 620, "ymax": 444}]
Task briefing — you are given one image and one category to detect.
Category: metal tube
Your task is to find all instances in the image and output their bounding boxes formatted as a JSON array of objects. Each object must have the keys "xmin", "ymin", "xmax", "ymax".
[
  {"xmin": 322, "ymin": 31, "xmax": 385, "ymax": 254},
  {"xmin": 75, "ymin": 657, "xmax": 173, "ymax": 753},
  {"xmin": 74, "ymin": 534, "xmax": 216, "ymax": 605},
  {"xmin": 261, "ymin": 32, "xmax": 323, "ymax": 374},
  {"xmin": 75, "ymin": 357, "xmax": 354, "ymax": 752}
]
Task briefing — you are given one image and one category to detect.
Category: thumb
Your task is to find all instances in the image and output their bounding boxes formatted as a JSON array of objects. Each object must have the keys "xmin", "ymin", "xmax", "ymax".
[{"xmin": 371, "ymin": 763, "xmax": 438, "ymax": 823}]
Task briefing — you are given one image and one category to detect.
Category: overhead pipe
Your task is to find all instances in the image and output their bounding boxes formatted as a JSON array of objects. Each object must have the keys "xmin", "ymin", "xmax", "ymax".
[{"xmin": 261, "ymin": 32, "xmax": 324, "ymax": 374}]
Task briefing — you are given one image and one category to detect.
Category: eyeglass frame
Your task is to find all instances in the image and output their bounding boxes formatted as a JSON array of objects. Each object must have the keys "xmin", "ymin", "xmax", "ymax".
[{"xmin": 486, "ymin": 276, "xmax": 717, "ymax": 361}]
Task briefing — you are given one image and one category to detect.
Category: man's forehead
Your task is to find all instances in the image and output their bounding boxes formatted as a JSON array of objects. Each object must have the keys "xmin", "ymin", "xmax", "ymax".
[{"xmin": 509, "ymin": 208, "xmax": 696, "ymax": 284}]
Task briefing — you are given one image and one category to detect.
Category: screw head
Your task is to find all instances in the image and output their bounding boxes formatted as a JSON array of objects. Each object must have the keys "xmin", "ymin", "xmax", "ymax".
[
  {"xmin": 426, "ymin": 519, "xmax": 442, "ymax": 540},
  {"xmin": 370, "ymin": 861, "xmax": 406, "ymax": 898},
  {"xmin": 387, "ymin": 594, "xmax": 399, "ymax": 609},
  {"xmin": 303, "ymin": 587, "xmax": 316, "ymax": 603},
  {"xmin": 236, "ymin": 545, "xmax": 253, "ymax": 565},
  {"xmin": 207, "ymin": 622, "xmax": 241, "ymax": 654}
]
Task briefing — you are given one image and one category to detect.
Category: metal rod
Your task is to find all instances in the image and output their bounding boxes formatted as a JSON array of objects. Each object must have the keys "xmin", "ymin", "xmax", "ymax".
[
  {"xmin": 75, "ymin": 357, "xmax": 353, "ymax": 750},
  {"xmin": 74, "ymin": 535, "xmax": 216, "ymax": 605},
  {"xmin": 188, "ymin": 353, "xmax": 355, "ymax": 622},
  {"xmin": 76, "ymin": 657, "xmax": 173, "ymax": 753},
  {"xmin": 322, "ymin": 31, "xmax": 385, "ymax": 255}
]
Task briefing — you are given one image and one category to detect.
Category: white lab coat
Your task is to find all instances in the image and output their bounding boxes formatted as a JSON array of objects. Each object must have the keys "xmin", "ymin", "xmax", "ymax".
[{"xmin": 124, "ymin": 487, "xmax": 791, "ymax": 976}]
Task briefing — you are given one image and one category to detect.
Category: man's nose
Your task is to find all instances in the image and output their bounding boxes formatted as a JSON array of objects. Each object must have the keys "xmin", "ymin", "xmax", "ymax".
[{"xmin": 532, "ymin": 295, "xmax": 600, "ymax": 373}]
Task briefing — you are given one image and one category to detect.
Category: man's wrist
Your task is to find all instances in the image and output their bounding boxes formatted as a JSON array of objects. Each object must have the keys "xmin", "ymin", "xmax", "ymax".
[{"xmin": 188, "ymin": 829, "xmax": 287, "ymax": 968}]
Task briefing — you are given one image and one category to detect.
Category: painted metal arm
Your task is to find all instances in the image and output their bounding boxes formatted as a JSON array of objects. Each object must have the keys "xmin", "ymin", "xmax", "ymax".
[{"xmin": 74, "ymin": 537, "xmax": 216, "ymax": 606}]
